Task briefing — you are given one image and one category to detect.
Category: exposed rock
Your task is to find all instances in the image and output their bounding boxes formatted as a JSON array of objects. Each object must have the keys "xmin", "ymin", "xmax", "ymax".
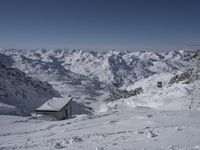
[
  {"xmin": 107, "ymin": 87, "xmax": 143, "ymax": 101},
  {"xmin": 169, "ymin": 69, "xmax": 193, "ymax": 84}
]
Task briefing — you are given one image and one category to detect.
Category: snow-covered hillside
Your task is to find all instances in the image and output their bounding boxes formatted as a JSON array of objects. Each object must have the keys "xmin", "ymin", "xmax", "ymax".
[
  {"xmin": 0, "ymin": 59, "xmax": 60, "ymax": 116},
  {"xmin": 99, "ymin": 73, "xmax": 190, "ymax": 112},
  {"xmin": 0, "ymin": 49, "xmax": 195, "ymax": 87},
  {"xmin": 1, "ymin": 108, "xmax": 200, "ymax": 150},
  {"xmin": 0, "ymin": 49, "xmax": 198, "ymax": 113},
  {"xmin": 0, "ymin": 49, "xmax": 200, "ymax": 149}
]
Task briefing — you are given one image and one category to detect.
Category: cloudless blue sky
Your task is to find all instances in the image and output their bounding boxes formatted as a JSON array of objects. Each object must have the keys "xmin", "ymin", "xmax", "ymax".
[{"xmin": 0, "ymin": 0, "xmax": 200, "ymax": 51}]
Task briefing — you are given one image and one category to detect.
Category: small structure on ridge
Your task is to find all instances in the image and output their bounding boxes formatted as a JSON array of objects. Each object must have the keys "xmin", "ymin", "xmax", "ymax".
[{"xmin": 35, "ymin": 96, "xmax": 72, "ymax": 120}]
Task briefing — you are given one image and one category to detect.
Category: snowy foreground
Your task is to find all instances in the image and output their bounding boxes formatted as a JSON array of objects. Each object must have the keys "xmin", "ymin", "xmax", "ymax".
[{"xmin": 1, "ymin": 108, "xmax": 200, "ymax": 150}]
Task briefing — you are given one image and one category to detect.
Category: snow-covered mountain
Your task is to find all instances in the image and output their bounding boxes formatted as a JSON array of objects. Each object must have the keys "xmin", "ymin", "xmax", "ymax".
[
  {"xmin": 0, "ymin": 56, "xmax": 60, "ymax": 116},
  {"xmin": 0, "ymin": 49, "xmax": 195, "ymax": 87},
  {"xmin": 10, "ymin": 54, "xmax": 102, "ymax": 89},
  {"xmin": 0, "ymin": 49, "xmax": 198, "ymax": 114},
  {"xmin": 1, "ymin": 49, "xmax": 200, "ymax": 150}
]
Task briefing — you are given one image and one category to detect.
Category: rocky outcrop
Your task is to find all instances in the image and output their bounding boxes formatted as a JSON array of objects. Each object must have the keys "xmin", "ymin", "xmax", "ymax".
[
  {"xmin": 169, "ymin": 69, "xmax": 193, "ymax": 84},
  {"xmin": 107, "ymin": 87, "xmax": 143, "ymax": 101}
]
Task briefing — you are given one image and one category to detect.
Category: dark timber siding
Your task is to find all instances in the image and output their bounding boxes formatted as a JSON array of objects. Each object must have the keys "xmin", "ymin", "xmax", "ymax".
[{"xmin": 35, "ymin": 100, "xmax": 72, "ymax": 120}]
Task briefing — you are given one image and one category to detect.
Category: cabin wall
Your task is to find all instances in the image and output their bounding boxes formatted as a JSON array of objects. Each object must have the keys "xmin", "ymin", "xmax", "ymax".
[
  {"xmin": 59, "ymin": 107, "xmax": 67, "ymax": 120},
  {"xmin": 36, "ymin": 111, "xmax": 62, "ymax": 120},
  {"xmin": 67, "ymin": 101, "xmax": 72, "ymax": 118},
  {"xmin": 35, "ymin": 100, "xmax": 72, "ymax": 120},
  {"xmin": 61, "ymin": 101, "xmax": 72, "ymax": 119}
]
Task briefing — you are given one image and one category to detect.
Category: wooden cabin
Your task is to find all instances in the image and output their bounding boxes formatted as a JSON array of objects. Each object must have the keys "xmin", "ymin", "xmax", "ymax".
[{"xmin": 35, "ymin": 97, "xmax": 72, "ymax": 120}]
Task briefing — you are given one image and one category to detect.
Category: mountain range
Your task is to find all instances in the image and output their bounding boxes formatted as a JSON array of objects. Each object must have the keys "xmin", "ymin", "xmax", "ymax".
[{"xmin": 0, "ymin": 49, "xmax": 198, "ymax": 115}]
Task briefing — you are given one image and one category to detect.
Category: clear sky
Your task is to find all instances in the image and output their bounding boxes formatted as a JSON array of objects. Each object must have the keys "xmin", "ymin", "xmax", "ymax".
[{"xmin": 0, "ymin": 0, "xmax": 200, "ymax": 51}]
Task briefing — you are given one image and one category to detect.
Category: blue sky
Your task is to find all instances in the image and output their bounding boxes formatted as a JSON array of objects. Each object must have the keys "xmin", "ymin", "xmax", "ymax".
[{"xmin": 0, "ymin": 0, "xmax": 200, "ymax": 51}]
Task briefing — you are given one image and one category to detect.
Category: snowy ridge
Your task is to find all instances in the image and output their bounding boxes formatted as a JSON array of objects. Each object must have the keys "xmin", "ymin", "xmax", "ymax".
[
  {"xmin": 0, "ymin": 49, "xmax": 195, "ymax": 87},
  {"xmin": 0, "ymin": 58, "xmax": 60, "ymax": 115},
  {"xmin": 99, "ymin": 73, "xmax": 190, "ymax": 112},
  {"xmin": 0, "ymin": 49, "xmax": 198, "ymax": 113},
  {"xmin": 9, "ymin": 54, "xmax": 103, "ymax": 89}
]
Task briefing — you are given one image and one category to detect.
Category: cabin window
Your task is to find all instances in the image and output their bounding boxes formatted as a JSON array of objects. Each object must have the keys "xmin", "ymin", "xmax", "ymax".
[{"xmin": 157, "ymin": 82, "xmax": 162, "ymax": 88}]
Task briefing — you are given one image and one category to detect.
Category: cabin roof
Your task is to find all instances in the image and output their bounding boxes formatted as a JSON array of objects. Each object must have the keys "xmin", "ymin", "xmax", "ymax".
[{"xmin": 35, "ymin": 97, "xmax": 72, "ymax": 112}]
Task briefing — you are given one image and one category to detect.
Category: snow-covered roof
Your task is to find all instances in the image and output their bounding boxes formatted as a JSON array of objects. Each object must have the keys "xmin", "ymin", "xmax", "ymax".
[{"xmin": 35, "ymin": 97, "xmax": 72, "ymax": 112}]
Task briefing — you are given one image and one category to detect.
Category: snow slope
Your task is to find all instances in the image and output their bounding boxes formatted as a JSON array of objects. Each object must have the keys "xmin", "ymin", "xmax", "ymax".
[
  {"xmin": 1, "ymin": 108, "xmax": 200, "ymax": 150},
  {"xmin": 0, "ymin": 61, "xmax": 60, "ymax": 115},
  {"xmin": 100, "ymin": 73, "xmax": 190, "ymax": 112}
]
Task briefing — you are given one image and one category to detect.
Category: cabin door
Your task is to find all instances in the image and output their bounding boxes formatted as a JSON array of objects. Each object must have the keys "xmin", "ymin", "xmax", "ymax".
[{"xmin": 64, "ymin": 107, "xmax": 68, "ymax": 119}]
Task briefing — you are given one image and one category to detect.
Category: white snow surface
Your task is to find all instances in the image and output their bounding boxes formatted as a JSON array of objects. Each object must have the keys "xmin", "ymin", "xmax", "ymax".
[
  {"xmin": 97, "ymin": 72, "xmax": 192, "ymax": 113},
  {"xmin": 1, "ymin": 109, "xmax": 200, "ymax": 150}
]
